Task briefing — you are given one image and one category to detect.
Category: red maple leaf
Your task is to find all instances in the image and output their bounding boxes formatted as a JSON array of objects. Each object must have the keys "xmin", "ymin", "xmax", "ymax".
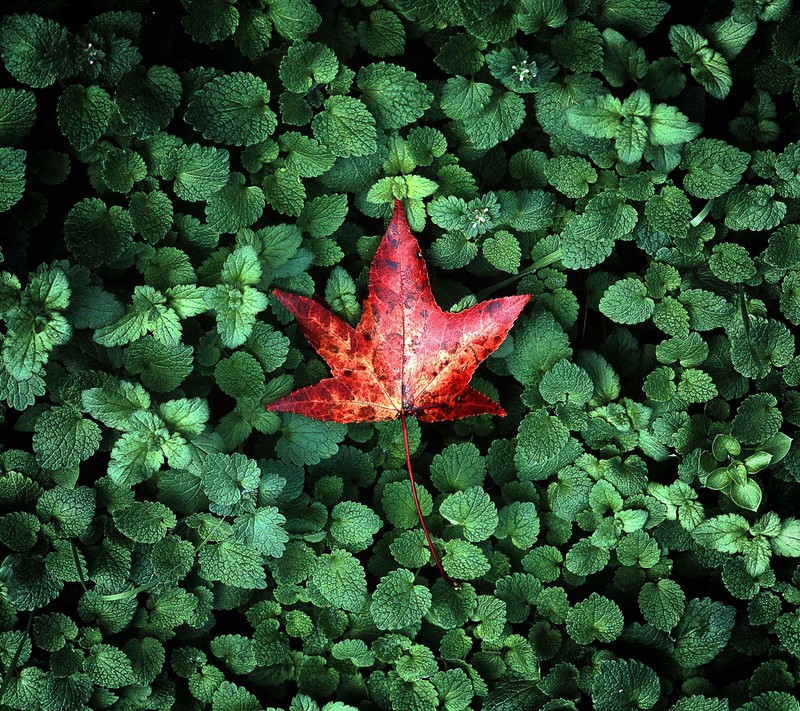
[{"xmin": 269, "ymin": 199, "xmax": 529, "ymax": 585}]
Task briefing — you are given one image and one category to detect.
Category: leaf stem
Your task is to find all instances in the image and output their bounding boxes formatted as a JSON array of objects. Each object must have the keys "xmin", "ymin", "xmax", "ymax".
[
  {"xmin": 690, "ymin": 199, "xmax": 714, "ymax": 227},
  {"xmin": 475, "ymin": 249, "xmax": 563, "ymax": 300},
  {"xmin": 400, "ymin": 411, "xmax": 459, "ymax": 589},
  {"xmin": 71, "ymin": 540, "xmax": 87, "ymax": 591},
  {"xmin": 0, "ymin": 610, "xmax": 33, "ymax": 703},
  {"xmin": 739, "ymin": 285, "xmax": 765, "ymax": 372},
  {"xmin": 96, "ymin": 515, "xmax": 229, "ymax": 601}
]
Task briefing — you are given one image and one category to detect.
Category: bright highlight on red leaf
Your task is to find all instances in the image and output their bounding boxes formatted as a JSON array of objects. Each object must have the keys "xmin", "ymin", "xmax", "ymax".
[
  {"xmin": 268, "ymin": 199, "xmax": 530, "ymax": 423},
  {"xmin": 268, "ymin": 199, "xmax": 529, "ymax": 587}
]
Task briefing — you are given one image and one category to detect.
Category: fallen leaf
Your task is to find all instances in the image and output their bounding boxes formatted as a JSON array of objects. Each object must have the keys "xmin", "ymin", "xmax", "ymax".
[{"xmin": 268, "ymin": 199, "xmax": 530, "ymax": 423}]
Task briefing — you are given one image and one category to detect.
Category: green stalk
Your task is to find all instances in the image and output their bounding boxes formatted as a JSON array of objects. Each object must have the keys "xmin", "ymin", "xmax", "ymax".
[
  {"xmin": 97, "ymin": 515, "xmax": 229, "ymax": 601},
  {"xmin": 476, "ymin": 249, "xmax": 563, "ymax": 300},
  {"xmin": 690, "ymin": 199, "xmax": 714, "ymax": 227},
  {"xmin": 0, "ymin": 611, "xmax": 33, "ymax": 704},
  {"xmin": 71, "ymin": 540, "xmax": 87, "ymax": 591}
]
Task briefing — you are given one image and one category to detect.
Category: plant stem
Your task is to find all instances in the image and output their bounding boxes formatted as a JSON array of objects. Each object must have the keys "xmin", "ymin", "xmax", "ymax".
[
  {"xmin": 475, "ymin": 249, "xmax": 563, "ymax": 300},
  {"xmin": 71, "ymin": 540, "xmax": 87, "ymax": 591},
  {"xmin": 97, "ymin": 515, "xmax": 229, "ymax": 601},
  {"xmin": 400, "ymin": 411, "xmax": 459, "ymax": 589},
  {"xmin": 739, "ymin": 285, "xmax": 765, "ymax": 372},
  {"xmin": 0, "ymin": 610, "xmax": 33, "ymax": 703},
  {"xmin": 690, "ymin": 199, "xmax": 714, "ymax": 227}
]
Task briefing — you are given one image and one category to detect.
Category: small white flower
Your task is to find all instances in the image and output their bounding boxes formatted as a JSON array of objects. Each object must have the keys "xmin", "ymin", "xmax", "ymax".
[
  {"xmin": 471, "ymin": 207, "xmax": 490, "ymax": 229},
  {"xmin": 511, "ymin": 60, "xmax": 534, "ymax": 83}
]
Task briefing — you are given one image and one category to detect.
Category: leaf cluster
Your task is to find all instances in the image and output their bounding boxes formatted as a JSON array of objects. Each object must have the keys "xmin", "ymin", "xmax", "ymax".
[{"xmin": 1, "ymin": 1, "xmax": 800, "ymax": 710}]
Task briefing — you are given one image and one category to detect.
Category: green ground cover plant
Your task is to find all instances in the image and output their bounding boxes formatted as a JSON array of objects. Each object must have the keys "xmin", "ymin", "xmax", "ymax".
[{"xmin": 1, "ymin": 0, "xmax": 800, "ymax": 708}]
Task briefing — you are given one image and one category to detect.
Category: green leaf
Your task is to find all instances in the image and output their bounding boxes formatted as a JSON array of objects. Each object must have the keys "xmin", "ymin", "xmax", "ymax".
[
  {"xmin": 692, "ymin": 513, "xmax": 750, "ymax": 553},
  {"xmin": 441, "ymin": 77, "xmax": 493, "ymax": 120},
  {"xmin": 197, "ymin": 538, "xmax": 267, "ymax": 589},
  {"xmin": 775, "ymin": 612, "xmax": 800, "ymax": 659},
  {"xmin": 600, "ymin": 278, "xmax": 654, "ymax": 324},
  {"xmin": 194, "ymin": 452, "xmax": 260, "ymax": 506},
  {"xmin": 215, "ymin": 351, "xmax": 265, "ymax": 400},
  {"xmin": 681, "ymin": 138, "xmax": 750, "ymax": 198},
  {"xmin": 645, "ymin": 185, "xmax": 691, "ymax": 237},
  {"xmin": 552, "ymin": 19, "xmax": 604, "ymax": 72},
  {"xmin": 113, "ymin": 501, "xmax": 177, "ymax": 543},
  {"xmin": 64, "ymin": 197, "xmax": 135, "ymax": 266},
  {"xmin": 596, "ymin": 0, "xmax": 669, "ymax": 36},
  {"xmin": 567, "ymin": 93, "xmax": 624, "ymax": 140},
  {"xmin": 168, "ymin": 143, "xmax": 231, "ymax": 202},
  {"xmin": 93, "ymin": 285, "xmax": 181, "ymax": 347},
  {"xmin": 648, "ymin": 103, "xmax": 701, "ymax": 146},
  {"xmin": 84, "ymin": 644, "xmax": 136, "ymax": 688},
  {"xmin": 371, "ymin": 568, "xmax": 432, "ymax": 630},
  {"xmin": 232, "ymin": 506, "xmax": 288, "ymax": 557},
  {"xmin": 182, "ymin": 0, "xmax": 239, "ymax": 43},
  {"xmin": 0, "ymin": 88, "xmax": 36, "ymax": 145},
  {"xmin": 559, "ymin": 191, "xmax": 636, "ymax": 269},
  {"xmin": 592, "ymin": 659, "xmax": 660, "ymax": 711},
  {"xmin": 36, "ymin": 485, "xmax": 95, "ymax": 538},
  {"xmin": 206, "ymin": 172, "xmax": 265, "ymax": 232},
  {"xmin": 496, "ymin": 502, "xmax": 540, "ymax": 549},
  {"xmin": 279, "ymin": 41, "xmax": 338, "ymax": 93},
  {"xmin": 82, "ymin": 380, "xmax": 151, "ymax": 430},
  {"xmin": 298, "ymin": 193, "xmax": 348, "ymax": 238},
  {"xmin": 357, "ymin": 9, "xmax": 406, "ymax": 58},
  {"xmin": 430, "ymin": 443, "xmax": 486, "ymax": 492},
  {"xmin": 566, "ymin": 592, "xmax": 624, "ymax": 644},
  {"xmin": 280, "ymin": 132, "xmax": 336, "ymax": 178},
  {"xmin": 0, "ymin": 146, "xmax": 25, "ymax": 213},
  {"xmin": 185, "ymin": 72, "xmax": 276, "ymax": 146},
  {"xmin": 124, "ymin": 339, "xmax": 194, "ymax": 396},
  {"xmin": 266, "ymin": 0, "xmax": 321, "ymax": 40},
  {"xmin": 311, "ymin": 549, "xmax": 368, "ymax": 611},
  {"xmin": 357, "ymin": 62, "xmax": 432, "ymax": 130},
  {"xmin": 638, "ymin": 579, "xmax": 685, "ymax": 631},
  {"xmin": 672, "ymin": 598, "xmax": 736, "ymax": 668},
  {"xmin": 130, "ymin": 190, "xmax": 174, "ymax": 244},
  {"xmin": 312, "ymin": 95, "xmax": 377, "ymax": 157},
  {"xmin": 206, "ymin": 252, "xmax": 269, "ymax": 348},
  {"xmin": 33, "ymin": 406, "xmax": 102, "ymax": 470},
  {"xmin": 460, "ymin": 90, "xmax": 526, "ymax": 150},
  {"xmin": 731, "ymin": 393, "xmax": 782, "ymax": 445},
  {"xmin": 545, "ymin": 155, "xmax": 597, "ymax": 198},
  {"xmin": 540, "ymin": 359, "xmax": 594, "ymax": 405},
  {"xmin": 725, "ymin": 185, "xmax": 786, "ymax": 231},
  {"xmin": 382, "ymin": 479, "xmax": 433, "ymax": 529},
  {"xmin": 440, "ymin": 487, "xmax": 498, "ymax": 542},
  {"xmin": 116, "ymin": 65, "xmax": 182, "ymax": 137},
  {"xmin": 709, "ymin": 243, "xmax": 757, "ymax": 284},
  {"xmin": 329, "ymin": 501, "xmax": 382, "ymax": 552},
  {"xmin": 482, "ymin": 231, "xmax": 521, "ymax": 274},
  {"xmin": 276, "ymin": 414, "xmax": 346, "ymax": 466},
  {"xmin": 442, "ymin": 539, "xmax": 491, "ymax": 580},
  {"xmin": 565, "ymin": 538, "xmax": 610, "ymax": 575},
  {"xmin": 729, "ymin": 317, "xmax": 795, "ymax": 379},
  {"xmin": 0, "ymin": 14, "xmax": 76, "ymax": 88},
  {"xmin": 263, "ymin": 164, "xmax": 306, "ymax": 216},
  {"xmin": 0, "ymin": 511, "xmax": 39, "ymax": 552}
]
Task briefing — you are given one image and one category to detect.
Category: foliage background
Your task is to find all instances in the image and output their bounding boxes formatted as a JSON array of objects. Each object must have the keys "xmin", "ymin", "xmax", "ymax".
[{"xmin": 1, "ymin": 0, "xmax": 800, "ymax": 709}]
